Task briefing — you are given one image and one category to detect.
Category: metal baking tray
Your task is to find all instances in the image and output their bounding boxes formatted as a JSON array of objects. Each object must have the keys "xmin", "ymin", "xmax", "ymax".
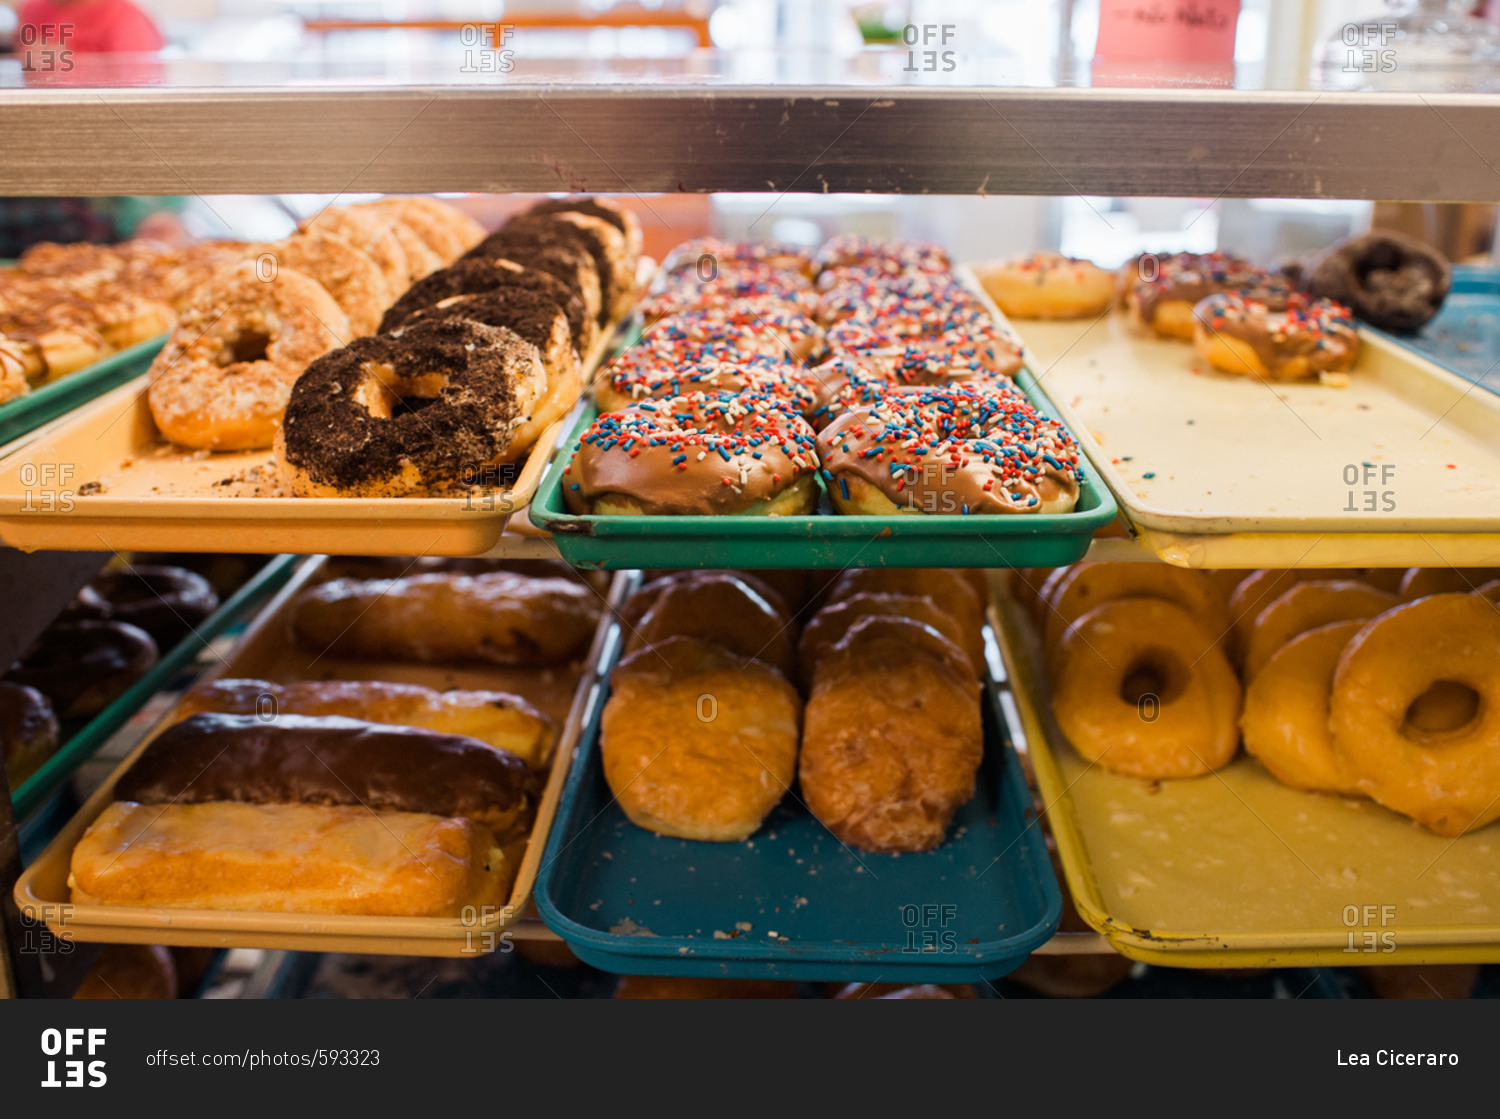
[
  {"xmin": 11, "ymin": 552, "xmax": 301, "ymax": 821},
  {"xmin": 0, "ymin": 334, "xmax": 168, "ymax": 450},
  {"xmin": 528, "ymin": 267, "xmax": 1117, "ymax": 570},
  {"xmin": 991, "ymin": 588, "xmax": 1500, "ymax": 968},
  {"xmin": 536, "ymin": 607, "xmax": 1063, "ymax": 983},
  {"xmin": 1012, "ymin": 306, "xmax": 1500, "ymax": 569},
  {"xmin": 13, "ymin": 555, "xmax": 621, "ymax": 957},
  {"xmin": 1368, "ymin": 265, "xmax": 1500, "ymax": 396}
]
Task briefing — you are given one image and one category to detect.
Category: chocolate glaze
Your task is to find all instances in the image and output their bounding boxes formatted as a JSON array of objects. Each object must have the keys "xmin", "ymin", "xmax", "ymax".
[
  {"xmin": 115, "ymin": 712, "xmax": 527, "ymax": 820},
  {"xmin": 379, "ymin": 257, "xmax": 588, "ymax": 349},
  {"xmin": 661, "ymin": 238, "xmax": 813, "ymax": 277},
  {"xmin": 1130, "ymin": 252, "xmax": 1271, "ymax": 324},
  {"xmin": 1195, "ymin": 289, "xmax": 1358, "ymax": 379},
  {"xmin": 642, "ymin": 271, "xmax": 818, "ymax": 322},
  {"xmin": 87, "ymin": 566, "xmax": 218, "ymax": 650},
  {"xmin": 281, "ymin": 318, "xmax": 542, "ymax": 493},
  {"xmin": 604, "ymin": 356, "xmax": 820, "ymax": 418},
  {"xmin": 6, "ymin": 621, "xmax": 157, "ymax": 718}
]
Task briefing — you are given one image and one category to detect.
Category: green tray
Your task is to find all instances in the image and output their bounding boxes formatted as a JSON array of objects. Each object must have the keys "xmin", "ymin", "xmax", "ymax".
[
  {"xmin": 0, "ymin": 334, "xmax": 168, "ymax": 449},
  {"xmin": 530, "ymin": 367, "xmax": 1118, "ymax": 569},
  {"xmin": 10, "ymin": 553, "xmax": 302, "ymax": 821}
]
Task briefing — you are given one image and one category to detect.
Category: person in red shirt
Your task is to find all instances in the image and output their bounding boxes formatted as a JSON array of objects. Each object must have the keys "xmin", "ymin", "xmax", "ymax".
[{"xmin": 16, "ymin": 0, "xmax": 163, "ymax": 54}]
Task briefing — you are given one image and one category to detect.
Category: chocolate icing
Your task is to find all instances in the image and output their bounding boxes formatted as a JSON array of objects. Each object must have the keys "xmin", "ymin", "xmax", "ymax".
[
  {"xmin": 379, "ymin": 257, "xmax": 588, "ymax": 349},
  {"xmin": 115, "ymin": 712, "xmax": 527, "ymax": 821},
  {"xmin": 87, "ymin": 566, "xmax": 218, "ymax": 650},
  {"xmin": 6, "ymin": 621, "xmax": 157, "ymax": 717},
  {"xmin": 1195, "ymin": 289, "xmax": 1358, "ymax": 379},
  {"xmin": 281, "ymin": 318, "xmax": 542, "ymax": 493},
  {"xmin": 398, "ymin": 290, "xmax": 571, "ymax": 363},
  {"xmin": 1130, "ymin": 252, "xmax": 1270, "ymax": 324}
]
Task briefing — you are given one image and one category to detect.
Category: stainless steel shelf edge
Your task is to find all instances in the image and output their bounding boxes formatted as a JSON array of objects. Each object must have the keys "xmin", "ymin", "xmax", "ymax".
[{"xmin": 2, "ymin": 86, "xmax": 1498, "ymax": 200}]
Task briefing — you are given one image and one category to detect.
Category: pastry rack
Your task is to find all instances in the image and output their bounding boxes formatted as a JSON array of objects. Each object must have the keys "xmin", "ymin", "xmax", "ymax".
[{"xmin": 3, "ymin": 58, "xmax": 1498, "ymax": 997}]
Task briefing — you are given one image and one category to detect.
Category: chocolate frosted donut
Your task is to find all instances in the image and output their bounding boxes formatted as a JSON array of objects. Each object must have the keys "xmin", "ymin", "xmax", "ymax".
[
  {"xmin": 817, "ymin": 382, "xmax": 1081, "ymax": 516},
  {"xmin": 641, "ymin": 270, "xmax": 819, "ymax": 322},
  {"xmin": 87, "ymin": 565, "xmax": 220, "ymax": 650},
  {"xmin": 596, "ymin": 354, "xmax": 820, "ymax": 416},
  {"xmin": 563, "ymin": 390, "xmax": 821, "ymax": 516},
  {"xmin": 1194, "ymin": 289, "xmax": 1359, "ymax": 382},
  {"xmin": 1, "ymin": 681, "xmax": 59, "ymax": 786},
  {"xmin": 815, "ymin": 234, "xmax": 949, "ymax": 274},
  {"xmin": 828, "ymin": 320, "xmax": 1023, "ymax": 382},
  {"xmin": 1299, "ymin": 231, "xmax": 1451, "ymax": 333},
  {"xmin": 7, "ymin": 621, "xmax": 158, "ymax": 720},
  {"xmin": 1128, "ymin": 252, "xmax": 1270, "ymax": 340},
  {"xmin": 645, "ymin": 303, "xmax": 826, "ymax": 364},
  {"xmin": 663, "ymin": 238, "xmax": 815, "ymax": 278},
  {"xmin": 278, "ymin": 317, "xmax": 547, "ymax": 498},
  {"xmin": 379, "ymin": 257, "xmax": 592, "ymax": 353},
  {"xmin": 116, "ymin": 712, "xmax": 529, "ymax": 837}
]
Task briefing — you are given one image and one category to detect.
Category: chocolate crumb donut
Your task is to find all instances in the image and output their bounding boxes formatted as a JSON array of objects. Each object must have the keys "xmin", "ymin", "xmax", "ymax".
[
  {"xmin": 379, "ymin": 257, "xmax": 593, "ymax": 354},
  {"xmin": 278, "ymin": 318, "xmax": 547, "ymax": 498},
  {"xmin": 465, "ymin": 230, "xmax": 604, "ymax": 326},
  {"xmin": 498, "ymin": 213, "xmax": 633, "ymax": 324},
  {"xmin": 1299, "ymin": 231, "xmax": 1451, "ymax": 333},
  {"xmin": 525, "ymin": 196, "xmax": 644, "ymax": 261}
]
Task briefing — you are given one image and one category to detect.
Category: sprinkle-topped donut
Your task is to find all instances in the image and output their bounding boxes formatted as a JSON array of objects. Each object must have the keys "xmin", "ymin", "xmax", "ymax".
[
  {"xmin": 817, "ymin": 383, "xmax": 1082, "ymax": 516},
  {"xmin": 829, "ymin": 319, "xmax": 1023, "ymax": 382},
  {"xmin": 808, "ymin": 353, "xmax": 1027, "ymax": 431},
  {"xmin": 815, "ymin": 235, "xmax": 950, "ymax": 274},
  {"xmin": 563, "ymin": 390, "xmax": 821, "ymax": 516},
  {"xmin": 1127, "ymin": 251, "xmax": 1272, "ymax": 339},
  {"xmin": 1193, "ymin": 289, "xmax": 1360, "ymax": 382},
  {"xmin": 643, "ymin": 302, "xmax": 826, "ymax": 364},
  {"xmin": 662, "ymin": 238, "xmax": 815, "ymax": 278},
  {"xmin": 596, "ymin": 355, "xmax": 821, "ymax": 416},
  {"xmin": 975, "ymin": 251, "xmax": 1116, "ymax": 320},
  {"xmin": 641, "ymin": 270, "xmax": 818, "ymax": 322},
  {"xmin": 816, "ymin": 269, "xmax": 977, "ymax": 326}
]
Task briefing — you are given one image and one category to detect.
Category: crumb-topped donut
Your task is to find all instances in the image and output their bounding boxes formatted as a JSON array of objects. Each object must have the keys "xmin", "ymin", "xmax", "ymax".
[
  {"xmin": 976, "ymin": 252, "xmax": 1115, "ymax": 320},
  {"xmin": 1299, "ymin": 230, "xmax": 1451, "ymax": 333},
  {"xmin": 265, "ymin": 229, "xmax": 391, "ymax": 337},
  {"xmin": 562, "ymin": 390, "xmax": 820, "ymax": 516},
  {"xmin": 817, "ymin": 382, "xmax": 1081, "ymax": 516},
  {"xmin": 501, "ymin": 211, "xmax": 634, "ymax": 322},
  {"xmin": 526, "ymin": 196, "xmax": 644, "ymax": 262},
  {"xmin": 596, "ymin": 354, "xmax": 820, "ymax": 416},
  {"xmin": 301, "ymin": 205, "xmax": 411, "ymax": 293},
  {"xmin": 147, "ymin": 261, "xmax": 349, "ymax": 450},
  {"xmin": 1128, "ymin": 251, "xmax": 1270, "ymax": 339},
  {"xmin": 466, "ymin": 230, "xmax": 604, "ymax": 327},
  {"xmin": 1194, "ymin": 288, "xmax": 1359, "ymax": 382},
  {"xmin": 278, "ymin": 318, "xmax": 546, "ymax": 498}
]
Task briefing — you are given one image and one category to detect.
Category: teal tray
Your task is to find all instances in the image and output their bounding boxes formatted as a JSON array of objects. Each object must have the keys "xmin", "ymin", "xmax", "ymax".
[
  {"xmin": 536, "ymin": 626, "xmax": 1063, "ymax": 983},
  {"xmin": 11, "ymin": 553, "xmax": 302, "ymax": 821},
  {"xmin": 530, "ymin": 367, "xmax": 1117, "ymax": 569},
  {"xmin": 0, "ymin": 334, "xmax": 167, "ymax": 449}
]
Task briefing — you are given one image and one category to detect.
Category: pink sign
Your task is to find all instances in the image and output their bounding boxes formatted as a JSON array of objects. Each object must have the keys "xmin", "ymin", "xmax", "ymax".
[{"xmin": 1094, "ymin": 0, "xmax": 1241, "ymax": 63}]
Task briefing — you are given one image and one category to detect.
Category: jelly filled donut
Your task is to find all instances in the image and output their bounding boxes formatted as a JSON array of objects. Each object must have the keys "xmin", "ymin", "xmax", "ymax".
[
  {"xmin": 1128, "ymin": 251, "xmax": 1269, "ymax": 340},
  {"xmin": 1194, "ymin": 289, "xmax": 1359, "ymax": 382},
  {"xmin": 562, "ymin": 390, "xmax": 820, "ymax": 516},
  {"xmin": 147, "ymin": 261, "xmax": 349, "ymax": 451},
  {"xmin": 1298, "ymin": 230, "xmax": 1451, "ymax": 333},
  {"xmin": 976, "ymin": 252, "xmax": 1116, "ymax": 320},
  {"xmin": 1330, "ymin": 594, "xmax": 1500, "ymax": 836},
  {"xmin": 817, "ymin": 383, "xmax": 1081, "ymax": 517},
  {"xmin": 278, "ymin": 318, "xmax": 547, "ymax": 498},
  {"xmin": 1051, "ymin": 597, "xmax": 1242, "ymax": 779}
]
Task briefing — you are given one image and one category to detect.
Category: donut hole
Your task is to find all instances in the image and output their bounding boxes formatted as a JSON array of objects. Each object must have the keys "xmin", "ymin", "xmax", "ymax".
[
  {"xmin": 1118, "ymin": 651, "xmax": 1186, "ymax": 707},
  {"xmin": 220, "ymin": 327, "xmax": 272, "ymax": 366},
  {"xmin": 1403, "ymin": 680, "xmax": 1482, "ymax": 741}
]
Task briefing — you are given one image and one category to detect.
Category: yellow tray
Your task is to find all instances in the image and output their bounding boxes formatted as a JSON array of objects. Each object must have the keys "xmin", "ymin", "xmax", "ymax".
[
  {"xmin": 1012, "ymin": 312, "xmax": 1500, "ymax": 569},
  {"xmin": 14, "ymin": 557, "xmax": 624, "ymax": 958},
  {"xmin": 0, "ymin": 319, "xmax": 629, "ymax": 556},
  {"xmin": 991, "ymin": 591, "xmax": 1500, "ymax": 968}
]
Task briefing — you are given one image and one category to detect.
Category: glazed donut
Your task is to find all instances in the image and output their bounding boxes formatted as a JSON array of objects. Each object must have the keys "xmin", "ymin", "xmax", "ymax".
[
  {"xmin": 1475, "ymin": 579, "xmax": 1500, "ymax": 606},
  {"xmin": 797, "ymin": 591, "xmax": 978, "ymax": 691},
  {"xmin": 526, "ymin": 196, "xmax": 644, "ymax": 263},
  {"xmin": 7, "ymin": 620, "xmax": 157, "ymax": 720},
  {"xmin": 87, "ymin": 565, "xmax": 220, "ymax": 650},
  {"xmin": 502, "ymin": 212, "xmax": 633, "ymax": 322},
  {"xmin": 828, "ymin": 319, "xmax": 1023, "ymax": 382},
  {"xmin": 622, "ymin": 570, "xmax": 797, "ymax": 681},
  {"xmin": 664, "ymin": 237, "xmax": 815, "ymax": 279},
  {"xmin": 380, "ymin": 256, "xmax": 594, "ymax": 356},
  {"xmin": 1226, "ymin": 567, "xmax": 1352, "ymax": 667},
  {"xmin": 562, "ymin": 390, "xmax": 820, "ymax": 516},
  {"xmin": 466, "ymin": 232, "xmax": 603, "ymax": 327},
  {"xmin": 976, "ymin": 252, "xmax": 1115, "ymax": 319},
  {"xmin": 1040, "ymin": 562, "xmax": 1230, "ymax": 658},
  {"xmin": 1128, "ymin": 252, "xmax": 1269, "ymax": 340},
  {"xmin": 1330, "ymin": 594, "xmax": 1500, "ymax": 836},
  {"xmin": 1299, "ymin": 230, "xmax": 1452, "ymax": 333},
  {"xmin": 300, "ymin": 205, "xmax": 411, "ymax": 292},
  {"xmin": 1399, "ymin": 566, "xmax": 1500, "ymax": 600},
  {"xmin": 595, "ymin": 354, "xmax": 820, "ymax": 417},
  {"xmin": 1240, "ymin": 619, "xmax": 1365, "ymax": 794},
  {"xmin": 388, "ymin": 290, "xmax": 581, "ymax": 447},
  {"xmin": 818, "ymin": 383, "xmax": 1081, "ymax": 517},
  {"xmin": 1050, "ymin": 597, "xmax": 1242, "ymax": 779},
  {"xmin": 146, "ymin": 261, "xmax": 349, "ymax": 451},
  {"xmin": 277, "ymin": 318, "xmax": 547, "ymax": 498},
  {"xmin": 644, "ymin": 302, "xmax": 826, "ymax": 364},
  {"xmin": 641, "ymin": 270, "xmax": 819, "ymax": 323},
  {"xmin": 1241, "ymin": 579, "xmax": 1399, "ymax": 681},
  {"xmin": 0, "ymin": 681, "xmax": 59, "ymax": 787},
  {"xmin": 814, "ymin": 234, "xmax": 949, "ymax": 274},
  {"xmin": 622, "ymin": 569, "xmax": 792, "ymax": 631},
  {"xmin": 1193, "ymin": 289, "xmax": 1359, "ymax": 382},
  {"xmin": 263, "ymin": 229, "xmax": 392, "ymax": 337}
]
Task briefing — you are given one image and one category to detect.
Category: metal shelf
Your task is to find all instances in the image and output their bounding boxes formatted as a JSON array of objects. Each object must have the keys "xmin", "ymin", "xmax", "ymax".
[{"xmin": 3, "ymin": 82, "xmax": 1500, "ymax": 201}]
